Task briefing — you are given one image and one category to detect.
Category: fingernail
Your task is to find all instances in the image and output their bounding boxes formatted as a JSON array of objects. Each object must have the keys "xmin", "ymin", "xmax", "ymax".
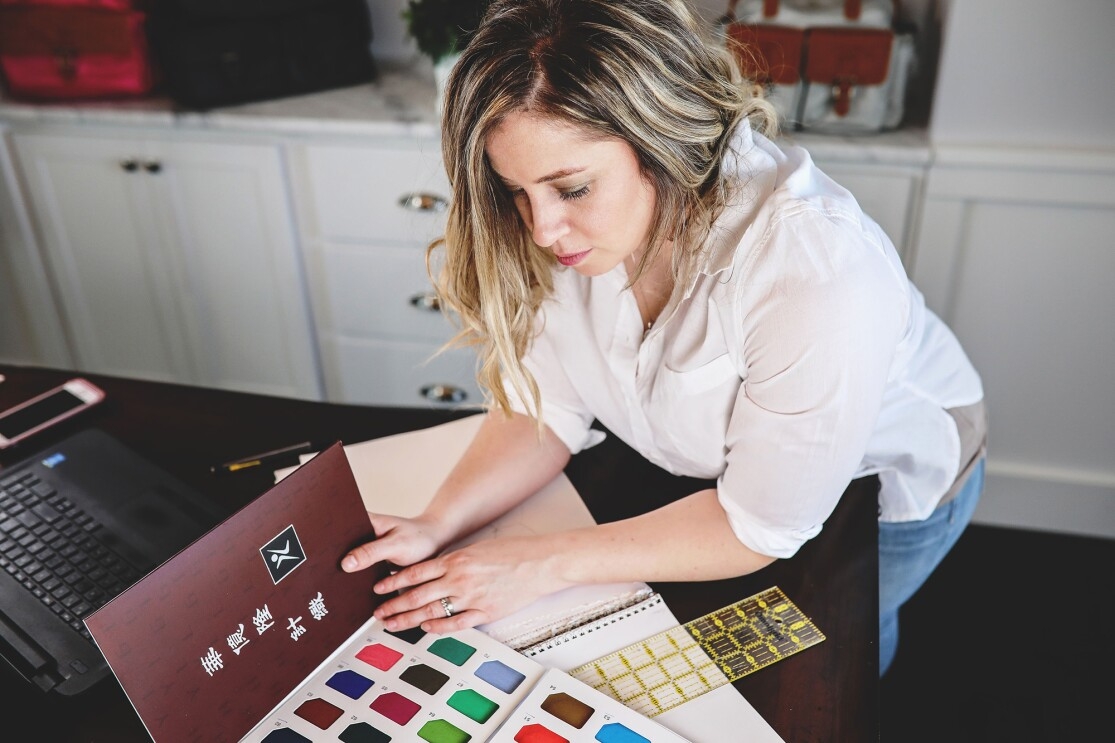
[{"xmin": 342, "ymin": 556, "xmax": 357, "ymax": 571}]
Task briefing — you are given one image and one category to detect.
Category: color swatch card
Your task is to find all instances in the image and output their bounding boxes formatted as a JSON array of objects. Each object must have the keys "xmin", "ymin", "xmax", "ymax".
[
  {"xmin": 241, "ymin": 623, "xmax": 690, "ymax": 743},
  {"xmin": 241, "ymin": 623, "xmax": 546, "ymax": 743},
  {"xmin": 488, "ymin": 667, "xmax": 690, "ymax": 743}
]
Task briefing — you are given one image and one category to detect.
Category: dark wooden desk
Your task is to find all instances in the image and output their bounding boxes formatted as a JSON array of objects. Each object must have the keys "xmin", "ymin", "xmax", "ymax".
[{"xmin": 0, "ymin": 364, "xmax": 878, "ymax": 741}]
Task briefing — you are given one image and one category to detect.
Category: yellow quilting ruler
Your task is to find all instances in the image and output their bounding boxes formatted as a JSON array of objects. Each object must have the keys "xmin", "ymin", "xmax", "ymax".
[{"xmin": 568, "ymin": 586, "xmax": 825, "ymax": 717}]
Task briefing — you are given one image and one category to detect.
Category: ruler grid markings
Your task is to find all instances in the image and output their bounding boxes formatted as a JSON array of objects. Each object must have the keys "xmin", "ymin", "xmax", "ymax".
[{"xmin": 569, "ymin": 586, "xmax": 825, "ymax": 717}]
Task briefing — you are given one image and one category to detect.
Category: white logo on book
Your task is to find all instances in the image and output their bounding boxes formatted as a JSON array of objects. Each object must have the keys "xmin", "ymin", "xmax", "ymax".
[{"xmin": 260, "ymin": 525, "xmax": 306, "ymax": 584}]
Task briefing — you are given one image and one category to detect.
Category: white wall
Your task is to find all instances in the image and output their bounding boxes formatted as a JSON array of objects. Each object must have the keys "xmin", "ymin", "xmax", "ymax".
[
  {"xmin": 916, "ymin": 0, "xmax": 1115, "ymax": 538},
  {"xmin": 931, "ymin": 0, "xmax": 1115, "ymax": 148}
]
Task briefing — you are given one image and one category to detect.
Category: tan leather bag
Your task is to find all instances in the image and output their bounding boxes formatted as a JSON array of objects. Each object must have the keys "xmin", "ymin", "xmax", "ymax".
[{"xmin": 722, "ymin": 0, "xmax": 915, "ymax": 133}]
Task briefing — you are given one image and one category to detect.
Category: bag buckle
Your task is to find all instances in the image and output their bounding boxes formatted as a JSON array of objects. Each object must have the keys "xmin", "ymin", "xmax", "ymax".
[
  {"xmin": 831, "ymin": 78, "xmax": 855, "ymax": 116},
  {"xmin": 54, "ymin": 46, "xmax": 77, "ymax": 81}
]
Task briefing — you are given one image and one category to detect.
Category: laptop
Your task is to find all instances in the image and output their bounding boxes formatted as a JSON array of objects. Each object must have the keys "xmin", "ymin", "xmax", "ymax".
[{"xmin": 0, "ymin": 428, "xmax": 224, "ymax": 695}]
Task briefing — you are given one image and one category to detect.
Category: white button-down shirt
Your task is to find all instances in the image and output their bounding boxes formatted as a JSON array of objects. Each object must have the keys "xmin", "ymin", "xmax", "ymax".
[{"xmin": 505, "ymin": 124, "xmax": 983, "ymax": 558}]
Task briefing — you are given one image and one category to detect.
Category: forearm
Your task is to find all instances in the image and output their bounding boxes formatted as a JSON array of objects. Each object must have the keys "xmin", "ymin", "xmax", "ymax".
[
  {"xmin": 422, "ymin": 409, "xmax": 571, "ymax": 548},
  {"xmin": 545, "ymin": 488, "xmax": 776, "ymax": 585},
  {"xmin": 364, "ymin": 484, "xmax": 775, "ymax": 632}
]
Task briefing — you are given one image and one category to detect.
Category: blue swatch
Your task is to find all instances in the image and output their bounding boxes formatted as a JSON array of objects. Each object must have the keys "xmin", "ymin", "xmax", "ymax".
[
  {"xmin": 326, "ymin": 669, "xmax": 374, "ymax": 700},
  {"xmin": 595, "ymin": 723, "xmax": 650, "ymax": 743},
  {"xmin": 474, "ymin": 659, "xmax": 526, "ymax": 694}
]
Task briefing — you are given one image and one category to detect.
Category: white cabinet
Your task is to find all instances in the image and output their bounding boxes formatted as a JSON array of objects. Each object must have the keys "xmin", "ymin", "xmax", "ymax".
[
  {"xmin": 909, "ymin": 146, "xmax": 1115, "ymax": 538},
  {"xmin": 0, "ymin": 125, "xmax": 71, "ymax": 367},
  {"xmin": 293, "ymin": 137, "xmax": 481, "ymax": 408},
  {"xmin": 10, "ymin": 128, "xmax": 321, "ymax": 399}
]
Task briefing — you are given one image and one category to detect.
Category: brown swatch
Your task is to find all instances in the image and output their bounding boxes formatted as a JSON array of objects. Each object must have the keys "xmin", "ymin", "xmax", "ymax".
[
  {"xmin": 400, "ymin": 663, "xmax": 450, "ymax": 695},
  {"xmin": 540, "ymin": 692, "xmax": 594, "ymax": 729}
]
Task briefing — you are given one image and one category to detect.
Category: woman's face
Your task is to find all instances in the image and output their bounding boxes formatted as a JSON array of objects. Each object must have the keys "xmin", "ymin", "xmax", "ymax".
[{"xmin": 485, "ymin": 110, "xmax": 657, "ymax": 276}]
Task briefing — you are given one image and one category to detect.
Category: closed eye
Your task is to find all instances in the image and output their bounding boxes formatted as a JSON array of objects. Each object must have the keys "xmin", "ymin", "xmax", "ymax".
[{"xmin": 560, "ymin": 185, "xmax": 590, "ymax": 201}]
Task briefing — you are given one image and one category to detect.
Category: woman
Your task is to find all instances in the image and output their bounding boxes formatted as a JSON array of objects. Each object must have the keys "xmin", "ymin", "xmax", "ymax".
[{"xmin": 341, "ymin": 0, "xmax": 986, "ymax": 676}]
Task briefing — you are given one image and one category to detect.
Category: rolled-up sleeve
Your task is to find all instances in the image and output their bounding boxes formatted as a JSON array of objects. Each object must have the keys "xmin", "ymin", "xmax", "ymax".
[
  {"xmin": 717, "ymin": 208, "xmax": 908, "ymax": 558},
  {"xmin": 501, "ymin": 320, "xmax": 605, "ymax": 454}
]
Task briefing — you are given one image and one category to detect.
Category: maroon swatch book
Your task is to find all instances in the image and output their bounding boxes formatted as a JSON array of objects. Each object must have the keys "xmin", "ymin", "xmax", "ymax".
[
  {"xmin": 86, "ymin": 438, "xmax": 695, "ymax": 743},
  {"xmin": 85, "ymin": 442, "xmax": 389, "ymax": 743}
]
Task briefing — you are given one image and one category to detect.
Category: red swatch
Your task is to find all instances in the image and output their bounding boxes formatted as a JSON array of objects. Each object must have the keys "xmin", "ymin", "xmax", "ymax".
[
  {"xmin": 356, "ymin": 643, "xmax": 404, "ymax": 671},
  {"xmin": 370, "ymin": 692, "xmax": 421, "ymax": 726},
  {"xmin": 514, "ymin": 723, "xmax": 569, "ymax": 743}
]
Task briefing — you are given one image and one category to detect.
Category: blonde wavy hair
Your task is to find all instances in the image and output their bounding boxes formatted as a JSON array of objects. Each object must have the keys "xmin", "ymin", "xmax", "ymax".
[{"xmin": 430, "ymin": 0, "xmax": 777, "ymax": 421}]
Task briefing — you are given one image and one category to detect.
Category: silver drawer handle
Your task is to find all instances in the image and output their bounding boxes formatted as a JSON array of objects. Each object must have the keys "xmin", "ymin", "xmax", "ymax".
[
  {"xmin": 409, "ymin": 293, "xmax": 442, "ymax": 312},
  {"xmin": 398, "ymin": 192, "xmax": 449, "ymax": 213},
  {"xmin": 420, "ymin": 384, "xmax": 467, "ymax": 404}
]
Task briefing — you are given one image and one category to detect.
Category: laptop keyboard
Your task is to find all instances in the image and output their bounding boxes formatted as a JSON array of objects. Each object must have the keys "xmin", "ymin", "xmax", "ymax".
[{"xmin": 0, "ymin": 470, "xmax": 143, "ymax": 643}]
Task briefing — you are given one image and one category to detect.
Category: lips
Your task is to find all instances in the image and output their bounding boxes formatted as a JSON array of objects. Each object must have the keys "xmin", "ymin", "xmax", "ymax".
[{"xmin": 556, "ymin": 249, "xmax": 591, "ymax": 267}]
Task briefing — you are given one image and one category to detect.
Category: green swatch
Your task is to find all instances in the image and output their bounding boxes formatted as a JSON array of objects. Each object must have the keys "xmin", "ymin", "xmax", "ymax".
[
  {"xmin": 448, "ymin": 688, "xmax": 499, "ymax": 723},
  {"xmin": 428, "ymin": 636, "xmax": 477, "ymax": 666},
  {"xmin": 417, "ymin": 718, "xmax": 471, "ymax": 743}
]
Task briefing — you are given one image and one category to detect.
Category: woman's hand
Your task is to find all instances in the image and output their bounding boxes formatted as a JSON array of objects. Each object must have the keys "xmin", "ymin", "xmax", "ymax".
[
  {"xmin": 341, "ymin": 512, "xmax": 446, "ymax": 578},
  {"xmin": 369, "ymin": 535, "xmax": 570, "ymax": 634}
]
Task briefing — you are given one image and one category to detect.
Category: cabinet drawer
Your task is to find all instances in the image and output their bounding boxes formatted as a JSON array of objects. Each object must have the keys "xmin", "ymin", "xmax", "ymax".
[
  {"xmin": 318, "ymin": 242, "xmax": 454, "ymax": 341},
  {"xmin": 324, "ymin": 336, "xmax": 481, "ymax": 408},
  {"xmin": 304, "ymin": 142, "xmax": 450, "ymax": 244}
]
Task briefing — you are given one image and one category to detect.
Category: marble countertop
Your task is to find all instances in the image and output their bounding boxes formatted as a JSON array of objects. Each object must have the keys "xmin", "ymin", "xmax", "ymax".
[{"xmin": 0, "ymin": 64, "xmax": 930, "ymax": 164}]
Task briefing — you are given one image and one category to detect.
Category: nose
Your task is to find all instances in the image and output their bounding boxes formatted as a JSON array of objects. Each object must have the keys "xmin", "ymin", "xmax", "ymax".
[{"xmin": 528, "ymin": 198, "xmax": 569, "ymax": 248}]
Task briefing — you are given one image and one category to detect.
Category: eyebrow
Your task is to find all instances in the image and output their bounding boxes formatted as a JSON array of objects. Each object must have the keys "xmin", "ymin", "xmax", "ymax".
[{"xmin": 497, "ymin": 167, "xmax": 587, "ymax": 187}]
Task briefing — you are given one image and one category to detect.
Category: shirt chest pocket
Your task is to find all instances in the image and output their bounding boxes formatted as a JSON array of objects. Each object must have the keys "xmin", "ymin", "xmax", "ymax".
[
  {"xmin": 652, "ymin": 353, "xmax": 740, "ymax": 477},
  {"xmin": 659, "ymin": 354, "xmax": 740, "ymax": 396}
]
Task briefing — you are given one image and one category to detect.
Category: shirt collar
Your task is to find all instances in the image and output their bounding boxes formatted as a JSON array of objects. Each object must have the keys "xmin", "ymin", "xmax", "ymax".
[{"xmin": 683, "ymin": 122, "xmax": 759, "ymax": 299}]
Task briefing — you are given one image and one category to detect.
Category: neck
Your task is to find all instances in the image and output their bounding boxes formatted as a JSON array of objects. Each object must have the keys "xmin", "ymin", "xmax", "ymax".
[{"xmin": 628, "ymin": 242, "xmax": 675, "ymax": 330}]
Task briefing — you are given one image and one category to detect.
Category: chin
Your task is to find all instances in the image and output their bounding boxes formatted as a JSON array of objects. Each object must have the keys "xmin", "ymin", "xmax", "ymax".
[{"xmin": 569, "ymin": 262, "xmax": 609, "ymax": 278}]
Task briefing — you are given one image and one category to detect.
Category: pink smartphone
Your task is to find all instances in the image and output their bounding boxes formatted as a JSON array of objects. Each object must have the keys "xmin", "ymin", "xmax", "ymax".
[{"xmin": 0, "ymin": 377, "xmax": 105, "ymax": 449}]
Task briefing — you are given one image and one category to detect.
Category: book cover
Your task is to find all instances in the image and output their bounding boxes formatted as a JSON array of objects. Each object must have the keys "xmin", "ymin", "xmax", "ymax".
[{"xmin": 85, "ymin": 437, "xmax": 691, "ymax": 743}]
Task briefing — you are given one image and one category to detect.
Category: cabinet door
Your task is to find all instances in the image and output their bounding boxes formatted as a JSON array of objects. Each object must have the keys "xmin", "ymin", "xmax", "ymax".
[
  {"xmin": 13, "ymin": 130, "xmax": 321, "ymax": 399},
  {"xmin": 12, "ymin": 132, "xmax": 191, "ymax": 381},
  {"xmin": 909, "ymin": 149, "xmax": 1115, "ymax": 538},
  {"xmin": 0, "ymin": 128, "xmax": 72, "ymax": 367},
  {"xmin": 152, "ymin": 138, "xmax": 320, "ymax": 399}
]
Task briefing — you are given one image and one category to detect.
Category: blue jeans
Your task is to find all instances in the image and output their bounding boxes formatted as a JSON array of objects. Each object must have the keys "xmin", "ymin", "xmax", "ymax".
[{"xmin": 878, "ymin": 458, "xmax": 984, "ymax": 675}]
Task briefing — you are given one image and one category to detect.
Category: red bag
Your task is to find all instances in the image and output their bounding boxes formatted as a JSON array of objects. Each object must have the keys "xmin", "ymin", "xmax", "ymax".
[
  {"xmin": 726, "ymin": 22, "xmax": 805, "ymax": 87},
  {"xmin": 0, "ymin": 0, "xmax": 156, "ymax": 100},
  {"xmin": 803, "ymin": 26, "xmax": 894, "ymax": 117}
]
